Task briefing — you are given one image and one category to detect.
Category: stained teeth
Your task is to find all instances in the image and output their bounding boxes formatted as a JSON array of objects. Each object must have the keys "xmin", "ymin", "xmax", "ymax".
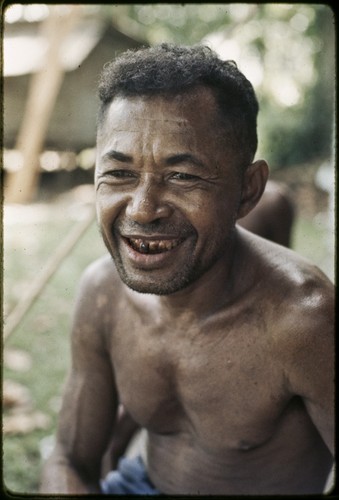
[
  {"xmin": 140, "ymin": 242, "xmax": 149, "ymax": 252},
  {"xmin": 128, "ymin": 238, "xmax": 180, "ymax": 254},
  {"xmin": 158, "ymin": 241, "xmax": 166, "ymax": 251}
]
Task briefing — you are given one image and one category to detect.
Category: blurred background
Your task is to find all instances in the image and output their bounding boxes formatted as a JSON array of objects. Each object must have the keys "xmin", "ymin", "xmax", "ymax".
[{"xmin": 3, "ymin": 3, "xmax": 335, "ymax": 494}]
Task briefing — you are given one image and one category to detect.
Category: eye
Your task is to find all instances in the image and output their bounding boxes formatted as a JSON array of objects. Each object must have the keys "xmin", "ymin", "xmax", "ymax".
[
  {"xmin": 169, "ymin": 172, "xmax": 200, "ymax": 181},
  {"xmin": 107, "ymin": 170, "xmax": 135, "ymax": 178},
  {"xmin": 101, "ymin": 169, "xmax": 137, "ymax": 184}
]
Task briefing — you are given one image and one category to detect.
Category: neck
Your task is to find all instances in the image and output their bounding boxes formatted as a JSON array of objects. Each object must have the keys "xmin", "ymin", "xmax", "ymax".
[{"xmin": 125, "ymin": 229, "xmax": 245, "ymax": 322}]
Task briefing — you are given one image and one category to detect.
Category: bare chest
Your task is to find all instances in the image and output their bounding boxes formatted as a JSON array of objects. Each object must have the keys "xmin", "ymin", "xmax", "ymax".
[{"xmin": 110, "ymin": 309, "xmax": 288, "ymax": 451}]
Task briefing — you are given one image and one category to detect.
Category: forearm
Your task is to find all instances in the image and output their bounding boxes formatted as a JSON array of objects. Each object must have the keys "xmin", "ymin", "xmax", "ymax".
[{"xmin": 40, "ymin": 449, "xmax": 101, "ymax": 494}]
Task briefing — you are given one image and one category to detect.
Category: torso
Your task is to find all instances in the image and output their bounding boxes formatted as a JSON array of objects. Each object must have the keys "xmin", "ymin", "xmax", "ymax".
[{"xmin": 98, "ymin": 230, "xmax": 333, "ymax": 494}]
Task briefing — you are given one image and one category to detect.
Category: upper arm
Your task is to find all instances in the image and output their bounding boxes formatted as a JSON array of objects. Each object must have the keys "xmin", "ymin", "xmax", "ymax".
[
  {"xmin": 55, "ymin": 260, "xmax": 119, "ymax": 482},
  {"xmin": 283, "ymin": 286, "xmax": 335, "ymax": 454},
  {"xmin": 267, "ymin": 191, "xmax": 295, "ymax": 247}
]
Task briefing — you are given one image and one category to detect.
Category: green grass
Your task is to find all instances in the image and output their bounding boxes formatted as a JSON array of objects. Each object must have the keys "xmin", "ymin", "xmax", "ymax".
[
  {"xmin": 3, "ymin": 203, "xmax": 106, "ymax": 494},
  {"xmin": 2, "ymin": 199, "xmax": 334, "ymax": 494}
]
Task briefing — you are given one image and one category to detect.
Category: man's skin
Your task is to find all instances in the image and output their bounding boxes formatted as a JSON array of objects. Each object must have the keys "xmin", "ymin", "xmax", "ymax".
[
  {"xmin": 105, "ymin": 178, "xmax": 296, "ymax": 470},
  {"xmin": 40, "ymin": 87, "xmax": 334, "ymax": 495}
]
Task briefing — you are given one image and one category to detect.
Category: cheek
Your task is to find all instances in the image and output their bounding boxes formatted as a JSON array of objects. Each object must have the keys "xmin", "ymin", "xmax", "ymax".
[
  {"xmin": 184, "ymin": 189, "xmax": 238, "ymax": 223},
  {"xmin": 95, "ymin": 188, "xmax": 125, "ymax": 229},
  {"xmin": 96, "ymin": 183, "xmax": 127, "ymax": 208},
  {"xmin": 184, "ymin": 193, "xmax": 239, "ymax": 247}
]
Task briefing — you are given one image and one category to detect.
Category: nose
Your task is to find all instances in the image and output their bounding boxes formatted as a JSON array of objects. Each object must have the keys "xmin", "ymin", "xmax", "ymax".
[{"xmin": 125, "ymin": 174, "xmax": 173, "ymax": 224}]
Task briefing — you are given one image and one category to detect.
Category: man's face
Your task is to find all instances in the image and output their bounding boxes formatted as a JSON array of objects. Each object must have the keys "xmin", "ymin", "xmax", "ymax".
[{"xmin": 95, "ymin": 87, "xmax": 244, "ymax": 295}]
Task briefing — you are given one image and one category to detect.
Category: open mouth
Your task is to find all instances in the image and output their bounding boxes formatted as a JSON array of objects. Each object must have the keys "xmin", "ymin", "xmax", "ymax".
[{"xmin": 126, "ymin": 237, "xmax": 182, "ymax": 255}]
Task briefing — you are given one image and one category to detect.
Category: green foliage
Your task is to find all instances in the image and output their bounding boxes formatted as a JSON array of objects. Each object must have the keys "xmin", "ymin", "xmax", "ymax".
[
  {"xmin": 98, "ymin": 3, "xmax": 335, "ymax": 169},
  {"xmin": 257, "ymin": 5, "xmax": 335, "ymax": 167}
]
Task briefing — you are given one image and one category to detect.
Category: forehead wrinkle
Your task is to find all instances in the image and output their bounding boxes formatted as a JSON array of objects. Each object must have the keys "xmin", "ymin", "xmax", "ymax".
[
  {"xmin": 105, "ymin": 128, "xmax": 188, "ymax": 135},
  {"xmin": 99, "ymin": 118, "xmax": 195, "ymax": 157},
  {"xmin": 105, "ymin": 99, "xmax": 190, "ymax": 131},
  {"xmin": 113, "ymin": 118, "xmax": 190, "ymax": 136},
  {"xmin": 97, "ymin": 93, "xmax": 235, "ymax": 170},
  {"xmin": 98, "ymin": 119, "xmax": 191, "ymax": 147},
  {"xmin": 124, "ymin": 116, "xmax": 188, "ymax": 123}
]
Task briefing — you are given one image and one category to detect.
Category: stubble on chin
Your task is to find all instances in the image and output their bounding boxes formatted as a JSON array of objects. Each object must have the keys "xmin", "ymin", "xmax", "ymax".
[
  {"xmin": 97, "ymin": 225, "xmax": 199, "ymax": 295},
  {"xmin": 97, "ymin": 221, "xmax": 237, "ymax": 296}
]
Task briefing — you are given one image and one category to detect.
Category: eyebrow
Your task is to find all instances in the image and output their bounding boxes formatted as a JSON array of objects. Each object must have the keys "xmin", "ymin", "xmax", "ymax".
[
  {"xmin": 102, "ymin": 150, "xmax": 133, "ymax": 163},
  {"xmin": 102, "ymin": 150, "xmax": 205, "ymax": 169},
  {"xmin": 164, "ymin": 153, "xmax": 205, "ymax": 169}
]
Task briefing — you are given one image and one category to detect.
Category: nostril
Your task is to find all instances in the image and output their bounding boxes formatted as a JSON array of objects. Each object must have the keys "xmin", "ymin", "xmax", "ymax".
[
  {"xmin": 126, "ymin": 191, "xmax": 172, "ymax": 224},
  {"xmin": 127, "ymin": 198, "xmax": 156, "ymax": 222}
]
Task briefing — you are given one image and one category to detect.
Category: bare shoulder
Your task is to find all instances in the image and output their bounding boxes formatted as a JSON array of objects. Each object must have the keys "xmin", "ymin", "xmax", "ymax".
[
  {"xmin": 249, "ymin": 234, "xmax": 335, "ymax": 452},
  {"xmin": 249, "ymin": 229, "xmax": 334, "ymax": 301},
  {"xmin": 265, "ymin": 237, "xmax": 334, "ymax": 325},
  {"xmin": 243, "ymin": 229, "xmax": 334, "ymax": 343},
  {"xmin": 248, "ymin": 232, "xmax": 334, "ymax": 391},
  {"xmin": 79, "ymin": 253, "xmax": 122, "ymax": 296},
  {"xmin": 273, "ymin": 250, "xmax": 334, "ymax": 363},
  {"xmin": 71, "ymin": 254, "xmax": 123, "ymax": 349}
]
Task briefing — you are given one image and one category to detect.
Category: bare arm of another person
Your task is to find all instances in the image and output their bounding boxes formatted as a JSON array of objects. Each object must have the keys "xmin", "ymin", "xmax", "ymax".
[
  {"xmin": 239, "ymin": 180, "xmax": 295, "ymax": 247},
  {"xmin": 278, "ymin": 272, "xmax": 335, "ymax": 456},
  {"xmin": 40, "ymin": 260, "xmax": 118, "ymax": 493}
]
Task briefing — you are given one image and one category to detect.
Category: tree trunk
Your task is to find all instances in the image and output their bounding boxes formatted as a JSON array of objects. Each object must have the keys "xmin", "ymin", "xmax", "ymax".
[{"xmin": 5, "ymin": 5, "xmax": 81, "ymax": 204}]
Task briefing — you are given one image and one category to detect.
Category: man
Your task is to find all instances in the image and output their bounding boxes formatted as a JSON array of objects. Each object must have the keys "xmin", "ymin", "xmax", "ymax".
[
  {"xmin": 105, "ymin": 178, "xmax": 296, "ymax": 470},
  {"xmin": 40, "ymin": 44, "xmax": 334, "ymax": 495}
]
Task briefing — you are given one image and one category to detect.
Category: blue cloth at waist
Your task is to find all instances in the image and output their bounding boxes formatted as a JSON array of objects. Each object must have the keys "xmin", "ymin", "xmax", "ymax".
[{"xmin": 100, "ymin": 455, "xmax": 161, "ymax": 495}]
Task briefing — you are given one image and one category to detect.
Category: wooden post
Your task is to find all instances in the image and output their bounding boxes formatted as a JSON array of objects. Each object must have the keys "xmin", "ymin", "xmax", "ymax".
[{"xmin": 5, "ymin": 5, "xmax": 82, "ymax": 204}]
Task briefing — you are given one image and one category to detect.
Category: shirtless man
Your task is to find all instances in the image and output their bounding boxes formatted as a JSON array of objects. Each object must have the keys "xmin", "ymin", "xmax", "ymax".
[
  {"xmin": 106, "ymin": 179, "xmax": 296, "ymax": 469},
  {"xmin": 40, "ymin": 44, "xmax": 334, "ymax": 495}
]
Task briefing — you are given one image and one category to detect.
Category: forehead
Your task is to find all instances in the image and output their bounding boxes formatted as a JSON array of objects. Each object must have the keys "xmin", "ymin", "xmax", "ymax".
[{"xmin": 97, "ymin": 87, "xmax": 225, "ymax": 147}]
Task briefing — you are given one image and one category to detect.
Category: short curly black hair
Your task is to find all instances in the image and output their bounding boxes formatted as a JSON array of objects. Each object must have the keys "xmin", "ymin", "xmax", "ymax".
[{"xmin": 97, "ymin": 43, "xmax": 259, "ymax": 166}]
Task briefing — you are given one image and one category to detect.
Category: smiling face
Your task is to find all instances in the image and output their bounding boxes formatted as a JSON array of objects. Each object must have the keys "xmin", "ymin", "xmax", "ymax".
[{"xmin": 95, "ymin": 87, "xmax": 246, "ymax": 295}]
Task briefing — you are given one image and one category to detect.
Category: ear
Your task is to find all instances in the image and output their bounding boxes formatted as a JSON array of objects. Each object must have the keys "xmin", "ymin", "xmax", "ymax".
[{"xmin": 237, "ymin": 160, "xmax": 269, "ymax": 219}]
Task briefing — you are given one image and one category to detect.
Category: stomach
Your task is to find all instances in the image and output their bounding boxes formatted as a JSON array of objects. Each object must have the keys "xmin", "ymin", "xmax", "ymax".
[{"xmin": 145, "ymin": 406, "xmax": 333, "ymax": 495}]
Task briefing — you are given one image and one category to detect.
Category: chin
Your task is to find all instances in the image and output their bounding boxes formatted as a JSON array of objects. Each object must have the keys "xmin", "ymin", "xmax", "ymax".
[{"xmin": 118, "ymin": 269, "xmax": 194, "ymax": 296}]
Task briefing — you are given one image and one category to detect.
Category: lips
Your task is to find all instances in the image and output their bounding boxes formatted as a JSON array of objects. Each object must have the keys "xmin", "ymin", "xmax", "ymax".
[{"xmin": 126, "ymin": 237, "xmax": 181, "ymax": 254}]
